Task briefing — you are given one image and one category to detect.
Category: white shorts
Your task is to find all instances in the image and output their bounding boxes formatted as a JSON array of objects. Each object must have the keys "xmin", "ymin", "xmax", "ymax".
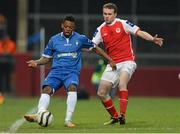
[{"xmin": 101, "ymin": 60, "xmax": 137, "ymax": 88}]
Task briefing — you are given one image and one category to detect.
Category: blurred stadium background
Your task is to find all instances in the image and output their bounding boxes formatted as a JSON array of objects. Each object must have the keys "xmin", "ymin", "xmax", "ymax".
[{"xmin": 0, "ymin": 0, "xmax": 180, "ymax": 97}]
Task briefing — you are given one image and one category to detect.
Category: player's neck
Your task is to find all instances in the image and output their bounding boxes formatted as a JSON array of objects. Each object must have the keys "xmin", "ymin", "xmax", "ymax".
[{"xmin": 106, "ymin": 18, "xmax": 116, "ymax": 26}]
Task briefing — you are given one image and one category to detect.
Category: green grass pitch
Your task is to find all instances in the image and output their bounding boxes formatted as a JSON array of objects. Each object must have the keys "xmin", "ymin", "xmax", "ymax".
[{"xmin": 0, "ymin": 97, "xmax": 180, "ymax": 133}]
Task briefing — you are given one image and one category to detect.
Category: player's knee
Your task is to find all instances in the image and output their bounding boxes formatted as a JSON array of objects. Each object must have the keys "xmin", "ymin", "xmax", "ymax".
[
  {"xmin": 68, "ymin": 84, "xmax": 77, "ymax": 92},
  {"xmin": 118, "ymin": 83, "xmax": 127, "ymax": 90},
  {"xmin": 42, "ymin": 86, "xmax": 53, "ymax": 95},
  {"xmin": 97, "ymin": 90, "xmax": 106, "ymax": 99},
  {"xmin": 97, "ymin": 91, "xmax": 103, "ymax": 98}
]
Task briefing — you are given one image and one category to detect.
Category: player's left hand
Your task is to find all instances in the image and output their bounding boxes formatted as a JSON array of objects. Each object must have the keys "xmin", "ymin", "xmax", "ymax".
[
  {"xmin": 153, "ymin": 34, "xmax": 164, "ymax": 47},
  {"xmin": 109, "ymin": 60, "xmax": 117, "ymax": 71},
  {"xmin": 178, "ymin": 73, "xmax": 180, "ymax": 80}
]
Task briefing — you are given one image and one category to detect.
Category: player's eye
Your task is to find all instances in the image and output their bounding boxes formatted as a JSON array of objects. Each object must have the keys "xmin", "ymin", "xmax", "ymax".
[{"xmin": 64, "ymin": 26, "xmax": 73, "ymax": 30}]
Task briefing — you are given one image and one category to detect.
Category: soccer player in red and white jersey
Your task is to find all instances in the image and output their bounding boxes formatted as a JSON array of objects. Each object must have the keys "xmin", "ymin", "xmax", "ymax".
[{"xmin": 92, "ymin": 3, "xmax": 164, "ymax": 125}]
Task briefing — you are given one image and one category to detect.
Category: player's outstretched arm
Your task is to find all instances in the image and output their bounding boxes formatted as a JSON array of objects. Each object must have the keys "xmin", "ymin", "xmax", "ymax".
[
  {"xmin": 136, "ymin": 30, "xmax": 164, "ymax": 47},
  {"xmin": 27, "ymin": 57, "xmax": 51, "ymax": 67},
  {"xmin": 93, "ymin": 45, "xmax": 117, "ymax": 70}
]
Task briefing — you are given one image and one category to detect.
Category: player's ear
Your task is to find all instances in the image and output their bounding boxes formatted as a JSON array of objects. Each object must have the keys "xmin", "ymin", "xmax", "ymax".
[{"xmin": 114, "ymin": 12, "xmax": 117, "ymax": 17}]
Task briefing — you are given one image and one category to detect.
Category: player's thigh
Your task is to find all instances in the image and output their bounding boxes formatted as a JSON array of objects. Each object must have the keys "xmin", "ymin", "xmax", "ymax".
[
  {"xmin": 63, "ymin": 73, "xmax": 79, "ymax": 91},
  {"xmin": 101, "ymin": 65, "xmax": 119, "ymax": 86},
  {"xmin": 119, "ymin": 71, "xmax": 131, "ymax": 87},
  {"xmin": 43, "ymin": 74, "xmax": 63, "ymax": 93},
  {"xmin": 119, "ymin": 61, "xmax": 137, "ymax": 86},
  {"xmin": 98, "ymin": 80, "xmax": 113, "ymax": 95},
  {"xmin": 120, "ymin": 61, "xmax": 137, "ymax": 77},
  {"xmin": 99, "ymin": 66, "xmax": 119, "ymax": 94}
]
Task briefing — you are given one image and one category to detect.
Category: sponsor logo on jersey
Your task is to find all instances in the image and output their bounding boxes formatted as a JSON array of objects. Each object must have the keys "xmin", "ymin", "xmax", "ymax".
[
  {"xmin": 57, "ymin": 52, "xmax": 77, "ymax": 58},
  {"xmin": 64, "ymin": 43, "xmax": 72, "ymax": 46},
  {"xmin": 75, "ymin": 41, "xmax": 79, "ymax": 45}
]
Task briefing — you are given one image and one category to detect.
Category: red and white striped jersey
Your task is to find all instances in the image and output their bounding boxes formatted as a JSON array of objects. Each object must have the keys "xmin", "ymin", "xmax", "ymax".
[{"xmin": 92, "ymin": 18, "xmax": 139, "ymax": 63}]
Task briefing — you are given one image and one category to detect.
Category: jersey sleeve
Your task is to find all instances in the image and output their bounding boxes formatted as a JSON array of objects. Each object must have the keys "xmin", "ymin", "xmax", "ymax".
[
  {"xmin": 92, "ymin": 28, "xmax": 103, "ymax": 45},
  {"xmin": 122, "ymin": 20, "xmax": 140, "ymax": 35},
  {"xmin": 42, "ymin": 38, "xmax": 54, "ymax": 58},
  {"xmin": 80, "ymin": 35, "xmax": 95, "ymax": 50}
]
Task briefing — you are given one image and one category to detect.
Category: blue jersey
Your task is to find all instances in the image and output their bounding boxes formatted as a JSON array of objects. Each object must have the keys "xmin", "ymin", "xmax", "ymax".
[{"xmin": 42, "ymin": 32, "xmax": 95, "ymax": 75}]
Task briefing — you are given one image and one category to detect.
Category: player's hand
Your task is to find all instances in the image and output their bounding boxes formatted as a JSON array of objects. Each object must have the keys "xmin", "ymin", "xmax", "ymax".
[
  {"xmin": 153, "ymin": 34, "xmax": 164, "ymax": 47},
  {"xmin": 26, "ymin": 60, "xmax": 38, "ymax": 67},
  {"xmin": 109, "ymin": 60, "xmax": 117, "ymax": 71},
  {"xmin": 178, "ymin": 73, "xmax": 180, "ymax": 80}
]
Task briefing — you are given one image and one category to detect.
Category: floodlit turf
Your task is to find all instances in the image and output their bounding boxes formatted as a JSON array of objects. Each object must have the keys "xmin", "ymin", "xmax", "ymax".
[{"xmin": 0, "ymin": 96, "xmax": 180, "ymax": 133}]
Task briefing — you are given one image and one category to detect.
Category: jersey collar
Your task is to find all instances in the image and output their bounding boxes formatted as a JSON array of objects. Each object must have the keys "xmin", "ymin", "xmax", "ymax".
[
  {"xmin": 106, "ymin": 18, "xmax": 117, "ymax": 26},
  {"xmin": 60, "ymin": 32, "xmax": 74, "ymax": 39}
]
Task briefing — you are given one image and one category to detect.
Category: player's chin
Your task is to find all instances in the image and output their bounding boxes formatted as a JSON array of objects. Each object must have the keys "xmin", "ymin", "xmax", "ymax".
[
  {"xmin": 105, "ymin": 21, "xmax": 111, "ymax": 24},
  {"xmin": 64, "ymin": 32, "xmax": 71, "ymax": 37}
]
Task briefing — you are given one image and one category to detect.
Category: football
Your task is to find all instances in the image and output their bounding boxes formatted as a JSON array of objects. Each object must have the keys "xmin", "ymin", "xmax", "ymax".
[{"xmin": 37, "ymin": 110, "xmax": 53, "ymax": 127}]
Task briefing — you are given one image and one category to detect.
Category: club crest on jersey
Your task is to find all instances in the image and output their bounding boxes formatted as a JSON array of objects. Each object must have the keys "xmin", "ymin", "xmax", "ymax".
[
  {"xmin": 75, "ymin": 41, "xmax": 79, "ymax": 45},
  {"xmin": 116, "ymin": 28, "xmax": 121, "ymax": 33}
]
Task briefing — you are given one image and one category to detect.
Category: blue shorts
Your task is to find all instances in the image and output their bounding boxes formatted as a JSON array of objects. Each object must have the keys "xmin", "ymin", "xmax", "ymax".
[{"xmin": 42, "ymin": 70, "xmax": 79, "ymax": 92}]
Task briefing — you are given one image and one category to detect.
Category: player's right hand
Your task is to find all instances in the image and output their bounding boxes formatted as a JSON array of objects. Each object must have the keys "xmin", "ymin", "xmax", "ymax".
[
  {"xmin": 109, "ymin": 60, "xmax": 117, "ymax": 71},
  {"xmin": 153, "ymin": 34, "xmax": 164, "ymax": 47},
  {"xmin": 26, "ymin": 60, "xmax": 38, "ymax": 67}
]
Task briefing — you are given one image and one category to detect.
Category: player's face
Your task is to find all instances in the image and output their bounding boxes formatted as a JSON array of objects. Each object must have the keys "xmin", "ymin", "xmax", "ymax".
[
  {"xmin": 103, "ymin": 8, "xmax": 117, "ymax": 24},
  {"xmin": 61, "ymin": 20, "xmax": 75, "ymax": 37}
]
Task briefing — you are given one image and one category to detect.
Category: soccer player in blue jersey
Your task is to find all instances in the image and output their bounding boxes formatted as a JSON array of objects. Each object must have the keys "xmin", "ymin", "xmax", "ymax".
[{"xmin": 24, "ymin": 15, "xmax": 116, "ymax": 128}]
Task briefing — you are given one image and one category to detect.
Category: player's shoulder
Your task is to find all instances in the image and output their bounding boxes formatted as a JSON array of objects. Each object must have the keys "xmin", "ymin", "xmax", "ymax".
[
  {"xmin": 73, "ymin": 32, "xmax": 81, "ymax": 37},
  {"xmin": 74, "ymin": 32, "xmax": 86, "ymax": 38},
  {"xmin": 115, "ymin": 18, "xmax": 127, "ymax": 24},
  {"xmin": 50, "ymin": 33, "xmax": 61, "ymax": 40},
  {"xmin": 118, "ymin": 18, "xmax": 135, "ymax": 26},
  {"xmin": 97, "ymin": 22, "xmax": 106, "ymax": 30},
  {"xmin": 73, "ymin": 32, "xmax": 88, "ymax": 41},
  {"xmin": 116, "ymin": 18, "xmax": 136, "ymax": 28}
]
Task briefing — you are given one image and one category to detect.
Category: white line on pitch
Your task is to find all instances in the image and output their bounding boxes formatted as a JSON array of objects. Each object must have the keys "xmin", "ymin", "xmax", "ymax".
[{"xmin": 6, "ymin": 107, "xmax": 37, "ymax": 133}]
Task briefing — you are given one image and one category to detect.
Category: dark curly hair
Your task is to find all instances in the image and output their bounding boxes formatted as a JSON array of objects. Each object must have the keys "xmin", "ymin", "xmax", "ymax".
[{"xmin": 63, "ymin": 15, "xmax": 76, "ymax": 23}]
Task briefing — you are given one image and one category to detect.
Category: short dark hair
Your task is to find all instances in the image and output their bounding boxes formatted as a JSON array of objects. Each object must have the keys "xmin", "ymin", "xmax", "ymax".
[
  {"xmin": 63, "ymin": 15, "xmax": 75, "ymax": 23},
  {"xmin": 103, "ymin": 3, "xmax": 118, "ymax": 14}
]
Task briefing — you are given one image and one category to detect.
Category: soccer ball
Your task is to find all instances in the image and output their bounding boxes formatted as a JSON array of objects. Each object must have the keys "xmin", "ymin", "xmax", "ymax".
[{"xmin": 37, "ymin": 110, "xmax": 53, "ymax": 127}]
